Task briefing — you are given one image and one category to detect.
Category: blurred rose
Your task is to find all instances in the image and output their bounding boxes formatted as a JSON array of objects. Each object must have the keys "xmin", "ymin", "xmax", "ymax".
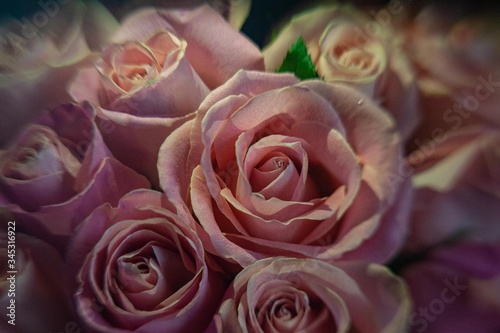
[
  {"xmin": 0, "ymin": 231, "xmax": 76, "ymax": 332},
  {"xmin": 405, "ymin": 4, "xmax": 500, "ymax": 93},
  {"xmin": 0, "ymin": 102, "xmax": 150, "ymax": 250},
  {"xmin": 159, "ymin": 70, "xmax": 412, "ymax": 270},
  {"xmin": 214, "ymin": 257, "xmax": 411, "ymax": 333},
  {"xmin": 404, "ymin": 126, "xmax": 500, "ymax": 253},
  {"xmin": 66, "ymin": 189, "xmax": 227, "ymax": 333},
  {"xmin": 403, "ymin": 4, "xmax": 500, "ymax": 142},
  {"xmin": 264, "ymin": 4, "xmax": 420, "ymax": 140},
  {"xmin": 401, "ymin": 242, "xmax": 500, "ymax": 333},
  {"xmin": 70, "ymin": 4, "xmax": 263, "ymax": 186},
  {"xmin": 0, "ymin": 0, "xmax": 118, "ymax": 147}
]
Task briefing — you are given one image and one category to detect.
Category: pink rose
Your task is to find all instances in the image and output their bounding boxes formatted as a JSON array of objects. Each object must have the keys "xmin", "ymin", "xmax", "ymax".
[
  {"xmin": 0, "ymin": 0, "xmax": 118, "ymax": 147},
  {"xmin": 0, "ymin": 231, "xmax": 76, "ymax": 333},
  {"xmin": 403, "ymin": 4, "xmax": 500, "ymax": 139},
  {"xmin": 158, "ymin": 70, "xmax": 412, "ymax": 269},
  {"xmin": 0, "ymin": 103, "xmax": 150, "ymax": 250},
  {"xmin": 401, "ymin": 242, "xmax": 500, "ymax": 333},
  {"xmin": 404, "ymin": 126, "xmax": 500, "ymax": 253},
  {"xmin": 70, "ymin": 5, "xmax": 264, "ymax": 186},
  {"xmin": 405, "ymin": 4, "xmax": 500, "ymax": 92},
  {"xmin": 66, "ymin": 189, "xmax": 227, "ymax": 333},
  {"xmin": 263, "ymin": 4, "xmax": 420, "ymax": 140},
  {"xmin": 214, "ymin": 257, "xmax": 411, "ymax": 333}
]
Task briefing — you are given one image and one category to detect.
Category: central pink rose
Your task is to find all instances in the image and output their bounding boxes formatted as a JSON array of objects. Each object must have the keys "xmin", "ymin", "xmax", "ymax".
[{"xmin": 159, "ymin": 70, "xmax": 412, "ymax": 270}]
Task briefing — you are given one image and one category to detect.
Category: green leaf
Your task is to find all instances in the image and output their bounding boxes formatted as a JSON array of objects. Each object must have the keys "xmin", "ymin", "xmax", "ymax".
[{"xmin": 275, "ymin": 36, "xmax": 319, "ymax": 80}]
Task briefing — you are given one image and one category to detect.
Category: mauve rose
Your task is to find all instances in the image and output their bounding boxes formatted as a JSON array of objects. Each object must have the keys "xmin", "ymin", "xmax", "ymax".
[
  {"xmin": 213, "ymin": 257, "xmax": 411, "ymax": 333},
  {"xmin": 0, "ymin": 231, "xmax": 76, "ymax": 332},
  {"xmin": 0, "ymin": 102, "xmax": 150, "ymax": 250},
  {"xmin": 401, "ymin": 242, "xmax": 500, "ymax": 333},
  {"xmin": 66, "ymin": 189, "xmax": 227, "ymax": 333},
  {"xmin": 70, "ymin": 5, "xmax": 264, "ymax": 186},
  {"xmin": 158, "ymin": 70, "xmax": 412, "ymax": 270},
  {"xmin": 403, "ymin": 4, "xmax": 500, "ymax": 138},
  {"xmin": 404, "ymin": 126, "xmax": 500, "ymax": 253},
  {"xmin": 0, "ymin": 0, "xmax": 118, "ymax": 147},
  {"xmin": 263, "ymin": 4, "xmax": 420, "ymax": 140}
]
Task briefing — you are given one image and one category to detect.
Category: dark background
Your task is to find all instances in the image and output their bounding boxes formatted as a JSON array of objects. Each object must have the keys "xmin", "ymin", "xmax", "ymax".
[{"xmin": 0, "ymin": 0, "xmax": 498, "ymax": 47}]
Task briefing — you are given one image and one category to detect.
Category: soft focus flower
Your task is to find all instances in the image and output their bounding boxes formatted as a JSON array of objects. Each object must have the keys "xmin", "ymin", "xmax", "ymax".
[
  {"xmin": 404, "ymin": 4, "xmax": 500, "ymax": 94},
  {"xmin": 159, "ymin": 70, "xmax": 412, "ymax": 270},
  {"xmin": 0, "ymin": 231, "xmax": 76, "ymax": 333},
  {"xmin": 0, "ymin": 103, "xmax": 150, "ymax": 250},
  {"xmin": 0, "ymin": 0, "xmax": 118, "ymax": 147},
  {"xmin": 214, "ymin": 257, "xmax": 411, "ymax": 333},
  {"xmin": 405, "ymin": 126, "xmax": 500, "ymax": 253},
  {"xmin": 264, "ymin": 4, "xmax": 420, "ymax": 140},
  {"xmin": 66, "ymin": 189, "xmax": 227, "ymax": 333},
  {"xmin": 70, "ymin": 4, "xmax": 264, "ymax": 186},
  {"xmin": 403, "ymin": 4, "xmax": 500, "ymax": 143},
  {"xmin": 401, "ymin": 242, "xmax": 500, "ymax": 333}
]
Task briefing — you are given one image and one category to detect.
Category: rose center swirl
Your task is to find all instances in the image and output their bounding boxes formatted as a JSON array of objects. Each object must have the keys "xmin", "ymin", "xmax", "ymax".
[
  {"xmin": 241, "ymin": 135, "xmax": 321, "ymax": 202},
  {"xmin": 105, "ymin": 230, "xmax": 197, "ymax": 312}
]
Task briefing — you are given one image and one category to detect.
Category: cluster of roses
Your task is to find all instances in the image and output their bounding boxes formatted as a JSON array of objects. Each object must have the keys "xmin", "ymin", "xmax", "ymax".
[{"xmin": 1, "ymin": 1, "xmax": 499, "ymax": 332}]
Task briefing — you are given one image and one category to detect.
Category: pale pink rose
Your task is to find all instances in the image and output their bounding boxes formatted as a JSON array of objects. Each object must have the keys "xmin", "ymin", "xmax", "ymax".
[
  {"xmin": 70, "ymin": 5, "xmax": 263, "ymax": 186},
  {"xmin": 214, "ymin": 257, "xmax": 411, "ymax": 333},
  {"xmin": 0, "ymin": 0, "xmax": 118, "ymax": 147},
  {"xmin": 158, "ymin": 70, "xmax": 412, "ymax": 269},
  {"xmin": 403, "ymin": 4, "xmax": 500, "ymax": 136},
  {"xmin": 401, "ymin": 242, "xmax": 500, "ymax": 333},
  {"xmin": 404, "ymin": 126, "xmax": 500, "ymax": 253},
  {"xmin": 0, "ymin": 231, "xmax": 76, "ymax": 333},
  {"xmin": 0, "ymin": 103, "xmax": 150, "ymax": 251},
  {"xmin": 263, "ymin": 4, "xmax": 420, "ymax": 140},
  {"xmin": 405, "ymin": 4, "xmax": 500, "ymax": 91},
  {"xmin": 66, "ymin": 189, "xmax": 227, "ymax": 333}
]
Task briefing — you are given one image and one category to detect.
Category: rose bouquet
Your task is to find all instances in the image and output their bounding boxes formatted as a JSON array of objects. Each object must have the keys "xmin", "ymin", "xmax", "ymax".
[{"xmin": 0, "ymin": 0, "xmax": 499, "ymax": 332}]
